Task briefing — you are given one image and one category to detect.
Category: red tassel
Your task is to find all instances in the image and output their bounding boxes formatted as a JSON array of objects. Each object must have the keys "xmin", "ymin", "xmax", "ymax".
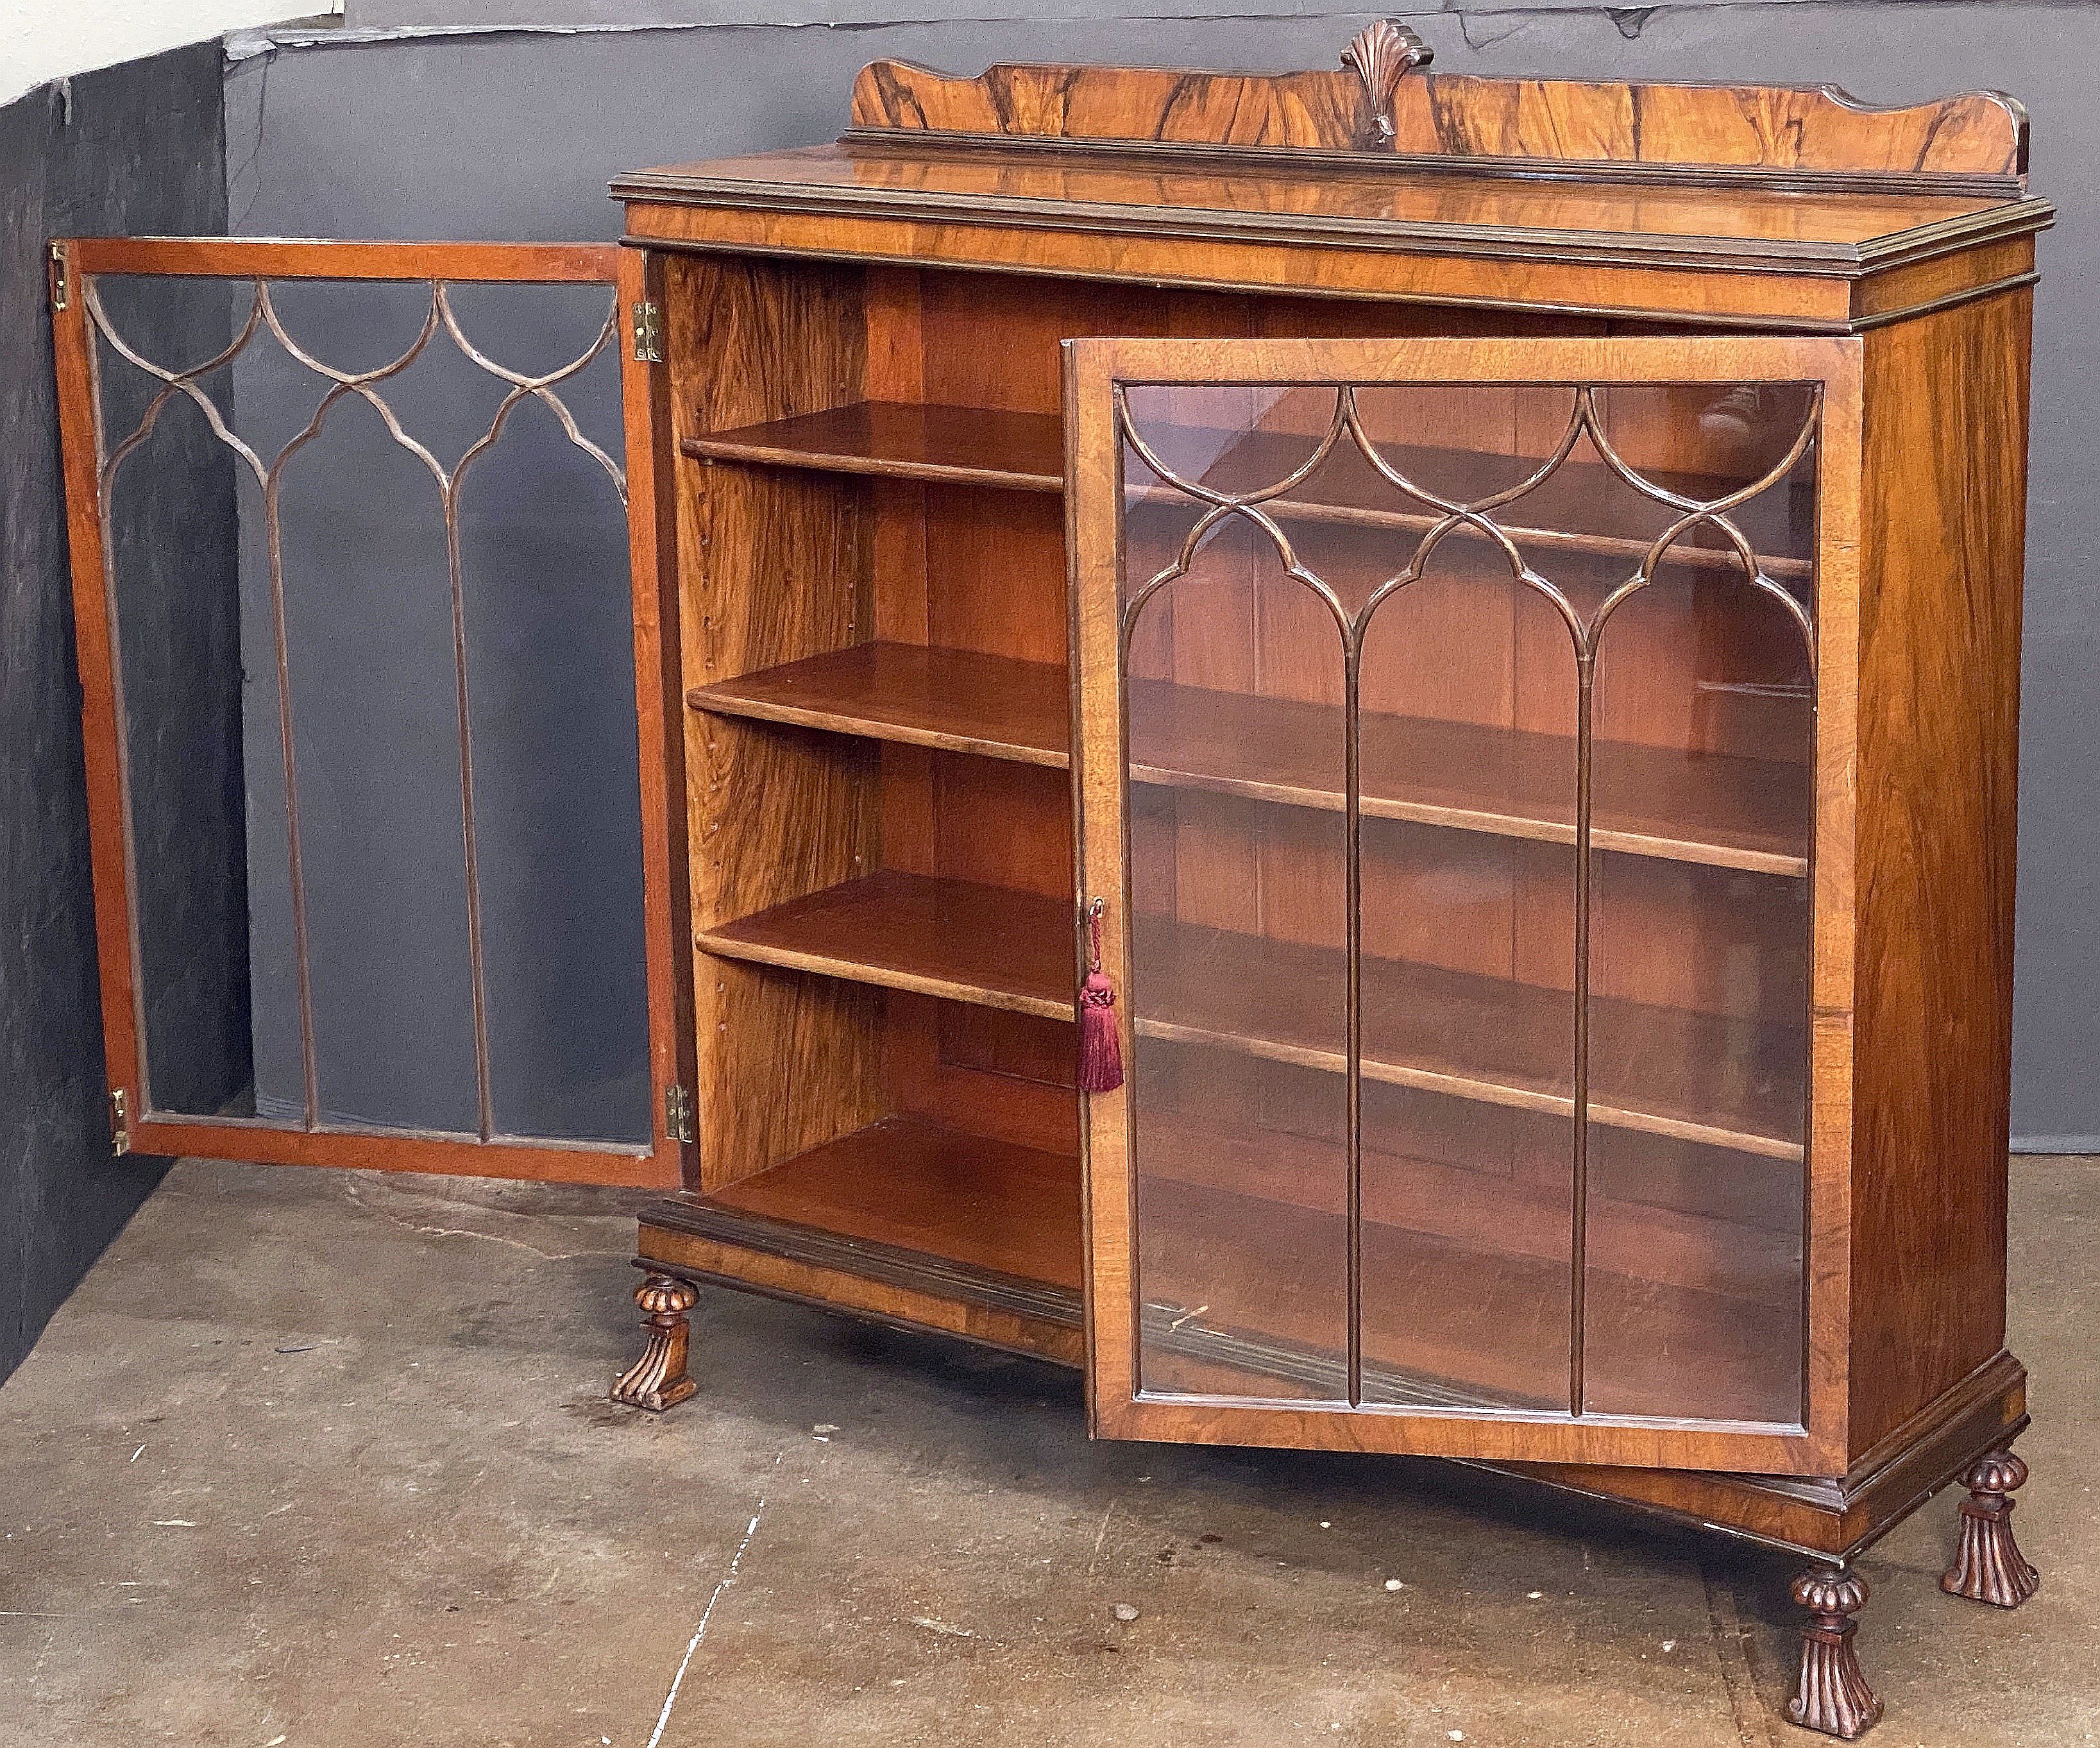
[{"xmin": 1078, "ymin": 900, "xmax": 1124, "ymax": 1094}]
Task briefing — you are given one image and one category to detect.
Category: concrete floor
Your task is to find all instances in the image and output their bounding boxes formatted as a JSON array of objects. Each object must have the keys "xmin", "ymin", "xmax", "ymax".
[{"xmin": 0, "ymin": 1157, "xmax": 2088, "ymax": 1747}]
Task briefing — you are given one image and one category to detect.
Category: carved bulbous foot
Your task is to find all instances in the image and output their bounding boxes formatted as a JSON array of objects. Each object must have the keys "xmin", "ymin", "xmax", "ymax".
[
  {"xmin": 1788, "ymin": 1568, "xmax": 1883, "ymax": 1739},
  {"xmin": 610, "ymin": 1272, "xmax": 700, "ymax": 1412},
  {"xmin": 1942, "ymin": 1450, "xmax": 2040, "ymax": 1608}
]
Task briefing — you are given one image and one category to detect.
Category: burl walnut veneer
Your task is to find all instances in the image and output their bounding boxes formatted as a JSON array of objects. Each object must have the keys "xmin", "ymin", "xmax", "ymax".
[{"xmin": 610, "ymin": 26, "xmax": 2051, "ymax": 1737}]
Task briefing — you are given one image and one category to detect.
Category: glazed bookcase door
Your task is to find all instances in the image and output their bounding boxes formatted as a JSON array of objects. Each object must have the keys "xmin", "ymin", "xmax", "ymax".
[
  {"xmin": 51, "ymin": 238, "xmax": 690, "ymax": 1187},
  {"xmin": 1067, "ymin": 335, "xmax": 1862, "ymax": 1473}
]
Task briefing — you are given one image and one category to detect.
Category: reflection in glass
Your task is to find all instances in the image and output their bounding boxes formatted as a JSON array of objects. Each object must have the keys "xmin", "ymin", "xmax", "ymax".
[
  {"xmin": 87, "ymin": 271, "xmax": 648, "ymax": 1144},
  {"xmin": 1113, "ymin": 375, "xmax": 1818, "ymax": 1429},
  {"xmin": 1123, "ymin": 502, "xmax": 1350, "ymax": 1402}
]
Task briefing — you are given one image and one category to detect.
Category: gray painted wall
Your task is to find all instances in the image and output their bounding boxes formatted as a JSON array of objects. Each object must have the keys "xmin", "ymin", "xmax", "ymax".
[
  {"xmin": 0, "ymin": 41, "xmax": 239, "ymax": 1380},
  {"xmin": 222, "ymin": 3, "xmax": 2100, "ymax": 1146}
]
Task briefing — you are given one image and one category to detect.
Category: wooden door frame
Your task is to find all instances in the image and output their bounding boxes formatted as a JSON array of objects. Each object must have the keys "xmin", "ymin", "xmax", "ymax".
[
  {"xmin": 1063, "ymin": 331, "xmax": 1863, "ymax": 1474},
  {"xmin": 50, "ymin": 235, "xmax": 691, "ymax": 1188}
]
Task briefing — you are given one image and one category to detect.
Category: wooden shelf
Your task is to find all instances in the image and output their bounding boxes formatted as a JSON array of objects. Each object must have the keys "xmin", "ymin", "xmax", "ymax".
[
  {"xmin": 681, "ymin": 400, "xmax": 1811, "ymax": 578},
  {"xmin": 1130, "ymin": 679, "xmax": 1808, "ymax": 877},
  {"xmin": 700, "ymin": 1116, "xmax": 1083, "ymax": 1289},
  {"xmin": 640, "ymin": 1117, "xmax": 1085, "ymax": 1362},
  {"xmin": 690, "ymin": 643, "xmax": 1070, "ymax": 767},
  {"xmin": 1140, "ymin": 917, "xmax": 1805, "ymax": 1161},
  {"xmin": 1135, "ymin": 1167, "xmax": 1802, "ymax": 1423},
  {"xmin": 681, "ymin": 402, "xmax": 1062, "ymax": 491},
  {"xmin": 688, "ymin": 643, "xmax": 1806, "ymax": 876},
  {"xmin": 696, "ymin": 869, "xmax": 1075, "ymax": 1020},
  {"xmin": 697, "ymin": 870, "xmax": 1804, "ymax": 1160},
  {"xmin": 636, "ymin": 1110, "xmax": 1795, "ymax": 1421},
  {"xmin": 1142, "ymin": 1110, "xmax": 1797, "ymax": 1309}
]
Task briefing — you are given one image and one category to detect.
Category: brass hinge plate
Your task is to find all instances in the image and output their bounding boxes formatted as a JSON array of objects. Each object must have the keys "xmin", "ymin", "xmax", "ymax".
[
  {"xmin": 108, "ymin": 1087, "xmax": 130, "ymax": 1155},
  {"xmin": 631, "ymin": 299, "xmax": 664, "ymax": 364},
  {"xmin": 48, "ymin": 242, "xmax": 69, "ymax": 311},
  {"xmin": 664, "ymin": 1082, "xmax": 693, "ymax": 1145}
]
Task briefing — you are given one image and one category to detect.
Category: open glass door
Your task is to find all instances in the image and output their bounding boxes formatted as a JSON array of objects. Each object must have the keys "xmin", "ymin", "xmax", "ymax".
[
  {"xmin": 51, "ymin": 238, "xmax": 689, "ymax": 1187},
  {"xmin": 1065, "ymin": 334, "xmax": 1860, "ymax": 1473}
]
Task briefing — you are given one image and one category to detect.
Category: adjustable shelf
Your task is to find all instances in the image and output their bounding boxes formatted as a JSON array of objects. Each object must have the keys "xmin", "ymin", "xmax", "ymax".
[
  {"xmin": 1135, "ymin": 1151, "xmax": 1803, "ymax": 1422},
  {"xmin": 693, "ymin": 870, "xmax": 1805, "ymax": 1160},
  {"xmin": 681, "ymin": 402, "xmax": 1061, "ymax": 491},
  {"xmin": 689, "ymin": 643, "xmax": 1069, "ymax": 768},
  {"xmin": 1144, "ymin": 1110, "xmax": 1799, "ymax": 1311},
  {"xmin": 695, "ymin": 870, "xmax": 1073, "ymax": 1020},
  {"xmin": 1129, "ymin": 681, "xmax": 1809, "ymax": 877},
  {"xmin": 689, "ymin": 643, "xmax": 1808, "ymax": 877},
  {"xmin": 1139, "ymin": 915, "xmax": 1803, "ymax": 1162},
  {"xmin": 680, "ymin": 400, "xmax": 1813, "ymax": 579}
]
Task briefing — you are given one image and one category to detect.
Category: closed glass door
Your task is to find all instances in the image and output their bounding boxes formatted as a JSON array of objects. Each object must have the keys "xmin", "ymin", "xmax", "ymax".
[{"xmin": 1066, "ymin": 335, "xmax": 1859, "ymax": 1473}]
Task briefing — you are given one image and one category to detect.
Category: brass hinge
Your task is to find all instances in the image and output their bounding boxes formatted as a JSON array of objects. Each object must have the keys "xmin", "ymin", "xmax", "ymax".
[
  {"xmin": 664, "ymin": 1082, "xmax": 693, "ymax": 1145},
  {"xmin": 48, "ymin": 242, "xmax": 69, "ymax": 311},
  {"xmin": 631, "ymin": 299, "xmax": 664, "ymax": 364},
  {"xmin": 108, "ymin": 1087, "xmax": 130, "ymax": 1155}
]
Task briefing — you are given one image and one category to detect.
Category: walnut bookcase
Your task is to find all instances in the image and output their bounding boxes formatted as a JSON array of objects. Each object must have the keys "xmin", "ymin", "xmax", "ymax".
[{"xmin": 609, "ymin": 28, "xmax": 2051, "ymax": 1736}]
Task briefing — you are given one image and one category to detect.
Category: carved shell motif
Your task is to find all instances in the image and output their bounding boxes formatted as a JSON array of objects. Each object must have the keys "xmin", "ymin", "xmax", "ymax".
[{"xmin": 1342, "ymin": 19, "xmax": 1434, "ymax": 143}]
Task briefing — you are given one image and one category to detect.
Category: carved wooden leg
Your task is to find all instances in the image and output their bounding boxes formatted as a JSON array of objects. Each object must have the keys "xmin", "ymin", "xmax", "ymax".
[
  {"xmin": 1788, "ymin": 1568, "xmax": 1882, "ymax": 1739},
  {"xmin": 610, "ymin": 1273, "xmax": 700, "ymax": 1412},
  {"xmin": 1941, "ymin": 1450, "xmax": 2040, "ymax": 1608}
]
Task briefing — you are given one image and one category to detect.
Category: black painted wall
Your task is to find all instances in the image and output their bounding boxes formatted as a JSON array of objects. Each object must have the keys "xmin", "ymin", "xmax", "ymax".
[{"xmin": 0, "ymin": 42, "xmax": 239, "ymax": 1379}]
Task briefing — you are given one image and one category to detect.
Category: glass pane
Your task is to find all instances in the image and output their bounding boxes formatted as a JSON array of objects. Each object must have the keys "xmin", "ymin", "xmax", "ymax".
[
  {"xmin": 90, "ymin": 271, "xmax": 648, "ymax": 1144},
  {"xmin": 1121, "ymin": 390, "xmax": 1349, "ymax": 1402},
  {"xmin": 1353, "ymin": 452, "xmax": 1580, "ymax": 1410},
  {"xmin": 95, "ymin": 276, "xmax": 257, "ymax": 1121},
  {"xmin": 1109, "ymin": 369, "xmax": 1816, "ymax": 1433},
  {"xmin": 1580, "ymin": 384, "xmax": 1817, "ymax": 1423}
]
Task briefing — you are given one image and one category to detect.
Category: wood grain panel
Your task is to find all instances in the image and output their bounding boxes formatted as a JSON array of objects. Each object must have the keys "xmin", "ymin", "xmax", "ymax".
[
  {"xmin": 625, "ymin": 198, "xmax": 1961, "ymax": 330},
  {"xmin": 1845, "ymin": 289, "xmax": 2029, "ymax": 1455},
  {"xmin": 848, "ymin": 52, "xmax": 2025, "ymax": 181},
  {"xmin": 885, "ymin": 992, "xmax": 1079, "ymax": 1158},
  {"xmin": 638, "ymin": 1228, "xmax": 1085, "ymax": 1366},
  {"xmin": 666, "ymin": 251, "xmax": 881, "ymax": 1188}
]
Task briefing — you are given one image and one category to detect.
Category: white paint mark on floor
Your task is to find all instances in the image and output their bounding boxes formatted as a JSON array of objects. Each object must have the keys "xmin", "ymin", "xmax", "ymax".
[
  {"xmin": 341, "ymin": 1182, "xmax": 623, "ymax": 1262},
  {"xmin": 645, "ymin": 1457, "xmax": 779, "ymax": 1748},
  {"xmin": 1087, "ymin": 1497, "xmax": 1121, "ymax": 1575}
]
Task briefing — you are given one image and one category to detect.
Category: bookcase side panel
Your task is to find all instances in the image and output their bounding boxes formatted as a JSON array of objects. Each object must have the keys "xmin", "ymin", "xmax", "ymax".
[
  {"xmin": 663, "ymin": 249, "xmax": 885, "ymax": 1189},
  {"xmin": 1847, "ymin": 287, "xmax": 2031, "ymax": 1457}
]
